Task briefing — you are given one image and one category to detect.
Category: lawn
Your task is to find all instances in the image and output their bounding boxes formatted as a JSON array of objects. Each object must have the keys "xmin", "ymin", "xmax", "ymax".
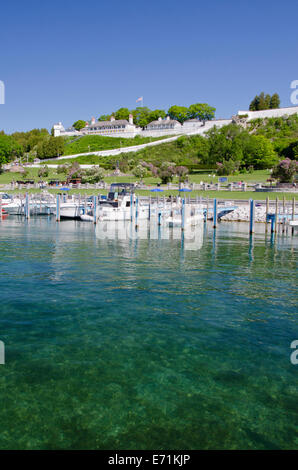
[
  {"xmin": 0, "ymin": 168, "xmax": 64, "ymax": 184},
  {"xmin": 62, "ymin": 134, "xmax": 171, "ymax": 156},
  {"xmin": 3, "ymin": 187, "xmax": 297, "ymax": 201},
  {"xmin": 1, "ymin": 169, "xmax": 296, "ymax": 201}
]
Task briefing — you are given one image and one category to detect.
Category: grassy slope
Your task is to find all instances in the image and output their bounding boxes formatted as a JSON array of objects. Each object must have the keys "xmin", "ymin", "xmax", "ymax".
[
  {"xmin": 62, "ymin": 134, "xmax": 171, "ymax": 156},
  {"xmin": 56, "ymin": 115, "xmax": 298, "ymax": 165}
]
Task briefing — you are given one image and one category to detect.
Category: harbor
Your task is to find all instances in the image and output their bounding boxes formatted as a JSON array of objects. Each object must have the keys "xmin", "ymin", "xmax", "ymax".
[{"xmin": 1, "ymin": 185, "xmax": 296, "ymax": 237}]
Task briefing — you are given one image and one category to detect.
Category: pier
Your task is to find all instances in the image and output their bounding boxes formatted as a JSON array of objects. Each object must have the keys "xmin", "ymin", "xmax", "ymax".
[{"xmin": 0, "ymin": 191, "xmax": 296, "ymax": 239}]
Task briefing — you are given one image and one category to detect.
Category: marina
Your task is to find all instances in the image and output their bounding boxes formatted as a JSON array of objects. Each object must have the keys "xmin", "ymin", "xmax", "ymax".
[{"xmin": 1, "ymin": 185, "xmax": 296, "ymax": 237}]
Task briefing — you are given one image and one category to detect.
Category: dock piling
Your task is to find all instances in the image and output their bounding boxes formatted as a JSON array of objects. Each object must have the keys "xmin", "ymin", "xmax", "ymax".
[
  {"xmin": 249, "ymin": 199, "xmax": 255, "ymax": 234},
  {"xmin": 292, "ymin": 197, "xmax": 295, "ymax": 236},
  {"xmin": 56, "ymin": 194, "xmax": 60, "ymax": 222},
  {"xmin": 93, "ymin": 195, "xmax": 97, "ymax": 224},
  {"xmin": 213, "ymin": 198, "xmax": 217, "ymax": 229},
  {"xmin": 275, "ymin": 197, "xmax": 278, "ymax": 234},
  {"xmin": 265, "ymin": 197, "xmax": 269, "ymax": 233},
  {"xmin": 25, "ymin": 192, "xmax": 30, "ymax": 219}
]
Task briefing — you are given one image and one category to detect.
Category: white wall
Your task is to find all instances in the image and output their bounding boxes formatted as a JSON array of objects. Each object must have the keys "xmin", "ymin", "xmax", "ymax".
[{"xmin": 237, "ymin": 106, "xmax": 298, "ymax": 121}]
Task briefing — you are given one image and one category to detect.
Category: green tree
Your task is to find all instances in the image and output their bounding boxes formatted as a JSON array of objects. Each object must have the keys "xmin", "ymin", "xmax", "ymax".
[
  {"xmin": 249, "ymin": 95, "xmax": 260, "ymax": 111},
  {"xmin": 148, "ymin": 109, "xmax": 166, "ymax": 123},
  {"xmin": 216, "ymin": 159, "xmax": 240, "ymax": 175},
  {"xmin": 168, "ymin": 105, "xmax": 189, "ymax": 123},
  {"xmin": 36, "ymin": 136, "xmax": 65, "ymax": 159},
  {"xmin": 38, "ymin": 165, "xmax": 49, "ymax": 178},
  {"xmin": 132, "ymin": 107, "xmax": 151, "ymax": 128},
  {"xmin": 80, "ymin": 166, "xmax": 105, "ymax": 183},
  {"xmin": 187, "ymin": 103, "xmax": 216, "ymax": 121},
  {"xmin": 132, "ymin": 164, "xmax": 148, "ymax": 181},
  {"xmin": 73, "ymin": 120, "xmax": 86, "ymax": 131},
  {"xmin": 258, "ymin": 92, "xmax": 267, "ymax": 110},
  {"xmin": 244, "ymin": 135, "xmax": 278, "ymax": 169},
  {"xmin": 270, "ymin": 93, "xmax": 280, "ymax": 109},
  {"xmin": 0, "ymin": 135, "xmax": 23, "ymax": 166},
  {"xmin": 157, "ymin": 161, "xmax": 176, "ymax": 184},
  {"xmin": 114, "ymin": 108, "xmax": 130, "ymax": 121},
  {"xmin": 249, "ymin": 92, "xmax": 280, "ymax": 111},
  {"xmin": 98, "ymin": 114, "xmax": 111, "ymax": 121}
]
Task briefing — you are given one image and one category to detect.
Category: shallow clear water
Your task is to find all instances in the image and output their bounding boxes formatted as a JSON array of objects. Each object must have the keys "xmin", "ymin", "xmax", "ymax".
[{"xmin": 0, "ymin": 218, "xmax": 297, "ymax": 450}]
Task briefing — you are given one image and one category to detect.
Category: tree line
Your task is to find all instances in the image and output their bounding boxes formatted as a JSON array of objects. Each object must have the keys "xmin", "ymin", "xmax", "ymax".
[
  {"xmin": 249, "ymin": 92, "xmax": 280, "ymax": 111},
  {"xmin": 0, "ymin": 128, "xmax": 65, "ymax": 168},
  {"xmin": 72, "ymin": 103, "xmax": 216, "ymax": 130}
]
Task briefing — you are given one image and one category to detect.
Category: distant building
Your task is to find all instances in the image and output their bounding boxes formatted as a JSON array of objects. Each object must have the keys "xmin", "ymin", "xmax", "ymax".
[
  {"xmin": 53, "ymin": 105, "xmax": 298, "ymax": 141},
  {"xmin": 82, "ymin": 114, "xmax": 141, "ymax": 138},
  {"xmin": 53, "ymin": 122, "xmax": 80, "ymax": 137},
  {"xmin": 144, "ymin": 116, "xmax": 181, "ymax": 132}
]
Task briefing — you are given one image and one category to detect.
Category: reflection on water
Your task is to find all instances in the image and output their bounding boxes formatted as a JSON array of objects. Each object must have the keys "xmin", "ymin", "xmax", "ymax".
[{"xmin": 0, "ymin": 218, "xmax": 297, "ymax": 450}]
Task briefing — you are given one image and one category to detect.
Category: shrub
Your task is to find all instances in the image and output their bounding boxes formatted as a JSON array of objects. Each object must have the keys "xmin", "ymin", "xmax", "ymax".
[
  {"xmin": 216, "ymin": 159, "xmax": 240, "ymax": 175},
  {"xmin": 271, "ymin": 158, "xmax": 298, "ymax": 183}
]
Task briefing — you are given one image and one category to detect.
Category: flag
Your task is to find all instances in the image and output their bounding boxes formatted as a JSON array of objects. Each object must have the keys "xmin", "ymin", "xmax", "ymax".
[{"xmin": 136, "ymin": 96, "xmax": 143, "ymax": 103}]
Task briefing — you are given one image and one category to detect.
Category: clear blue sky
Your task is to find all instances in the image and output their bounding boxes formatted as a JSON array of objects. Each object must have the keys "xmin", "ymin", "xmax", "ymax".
[{"xmin": 0, "ymin": 0, "xmax": 297, "ymax": 133}]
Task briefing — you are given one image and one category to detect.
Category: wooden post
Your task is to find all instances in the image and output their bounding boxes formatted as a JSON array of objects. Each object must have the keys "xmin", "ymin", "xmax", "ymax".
[
  {"xmin": 292, "ymin": 197, "xmax": 295, "ymax": 236},
  {"xmin": 56, "ymin": 194, "xmax": 60, "ymax": 222},
  {"xmin": 213, "ymin": 198, "xmax": 217, "ymax": 229},
  {"xmin": 130, "ymin": 193, "xmax": 133, "ymax": 221},
  {"xmin": 282, "ymin": 196, "xmax": 286, "ymax": 234},
  {"xmin": 25, "ymin": 192, "xmax": 30, "ymax": 219},
  {"xmin": 135, "ymin": 196, "xmax": 139, "ymax": 229},
  {"xmin": 93, "ymin": 195, "xmax": 97, "ymax": 224},
  {"xmin": 275, "ymin": 197, "xmax": 278, "ymax": 233},
  {"xmin": 265, "ymin": 197, "xmax": 269, "ymax": 232},
  {"xmin": 271, "ymin": 216, "xmax": 275, "ymax": 234},
  {"xmin": 181, "ymin": 198, "xmax": 185, "ymax": 231},
  {"xmin": 249, "ymin": 199, "xmax": 255, "ymax": 234}
]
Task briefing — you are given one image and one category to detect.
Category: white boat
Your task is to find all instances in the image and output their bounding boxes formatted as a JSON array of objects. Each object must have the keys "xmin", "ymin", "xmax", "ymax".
[
  {"xmin": 5, "ymin": 197, "xmax": 55, "ymax": 215},
  {"xmin": 97, "ymin": 184, "xmax": 148, "ymax": 222},
  {"xmin": 60, "ymin": 202, "xmax": 92, "ymax": 220}
]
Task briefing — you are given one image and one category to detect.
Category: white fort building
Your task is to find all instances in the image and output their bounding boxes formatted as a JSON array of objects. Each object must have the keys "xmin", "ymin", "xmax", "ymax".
[{"xmin": 53, "ymin": 105, "xmax": 298, "ymax": 139}]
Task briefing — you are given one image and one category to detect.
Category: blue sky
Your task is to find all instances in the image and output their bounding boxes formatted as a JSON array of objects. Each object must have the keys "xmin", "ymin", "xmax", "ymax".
[{"xmin": 0, "ymin": 0, "xmax": 297, "ymax": 133}]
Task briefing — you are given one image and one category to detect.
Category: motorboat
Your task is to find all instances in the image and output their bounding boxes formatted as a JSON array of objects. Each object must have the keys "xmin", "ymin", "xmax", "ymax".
[
  {"xmin": 97, "ymin": 183, "xmax": 148, "ymax": 222},
  {"xmin": 60, "ymin": 201, "xmax": 92, "ymax": 220}
]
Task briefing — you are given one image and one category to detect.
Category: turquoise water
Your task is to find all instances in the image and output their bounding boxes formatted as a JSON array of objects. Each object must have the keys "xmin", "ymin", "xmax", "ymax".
[{"xmin": 0, "ymin": 218, "xmax": 297, "ymax": 450}]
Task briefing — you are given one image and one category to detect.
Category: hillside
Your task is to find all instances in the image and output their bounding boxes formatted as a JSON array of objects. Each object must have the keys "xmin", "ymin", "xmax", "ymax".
[
  {"xmin": 62, "ymin": 134, "xmax": 170, "ymax": 155},
  {"xmin": 50, "ymin": 115, "xmax": 298, "ymax": 174}
]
